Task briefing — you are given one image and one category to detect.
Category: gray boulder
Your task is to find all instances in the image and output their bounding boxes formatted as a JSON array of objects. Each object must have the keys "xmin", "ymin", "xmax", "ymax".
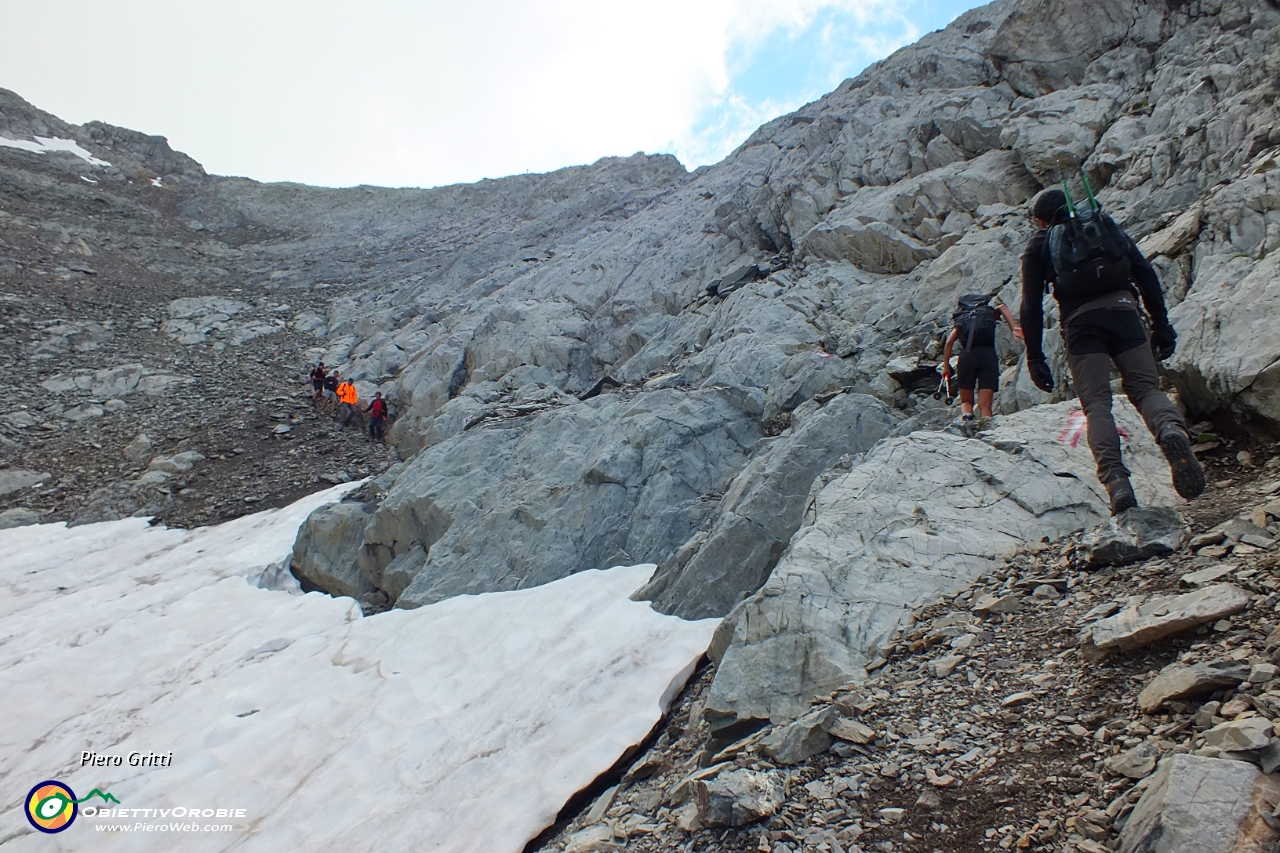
[
  {"xmin": 146, "ymin": 451, "xmax": 206, "ymax": 475},
  {"xmin": 291, "ymin": 500, "xmax": 378, "ymax": 599},
  {"xmin": 1119, "ymin": 755, "xmax": 1280, "ymax": 853},
  {"xmin": 691, "ymin": 769, "xmax": 785, "ymax": 829},
  {"xmin": 760, "ymin": 706, "xmax": 835, "ymax": 765},
  {"xmin": 1169, "ymin": 249, "xmax": 1280, "ymax": 428},
  {"xmin": 0, "ymin": 469, "xmax": 50, "ymax": 498},
  {"xmin": 1000, "ymin": 84, "xmax": 1125, "ymax": 180},
  {"xmin": 122, "ymin": 432, "xmax": 154, "ymax": 466},
  {"xmin": 1085, "ymin": 584, "xmax": 1252, "ymax": 654},
  {"xmin": 0, "ymin": 507, "xmax": 42, "ymax": 529},
  {"xmin": 1137, "ymin": 661, "xmax": 1252, "ymax": 714},
  {"xmin": 1080, "ymin": 506, "xmax": 1186, "ymax": 567},
  {"xmin": 63, "ymin": 402, "xmax": 104, "ymax": 422}
]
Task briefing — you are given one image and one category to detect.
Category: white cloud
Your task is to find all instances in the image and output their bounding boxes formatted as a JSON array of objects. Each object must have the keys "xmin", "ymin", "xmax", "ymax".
[{"xmin": 0, "ymin": 0, "xmax": 939, "ymax": 188}]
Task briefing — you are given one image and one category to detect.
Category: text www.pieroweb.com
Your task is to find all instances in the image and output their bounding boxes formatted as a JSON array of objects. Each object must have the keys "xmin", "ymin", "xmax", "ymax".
[{"xmin": 86, "ymin": 806, "xmax": 244, "ymax": 832}]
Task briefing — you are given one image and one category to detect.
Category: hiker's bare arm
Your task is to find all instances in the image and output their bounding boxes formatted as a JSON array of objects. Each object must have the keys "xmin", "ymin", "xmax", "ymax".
[
  {"xmin": 941, "ymin": 329, "xmax": 958, "ymax": 377},
  {"xmin": 998, "ymin": 304, "xmax": 1024, "ymax": 341}
]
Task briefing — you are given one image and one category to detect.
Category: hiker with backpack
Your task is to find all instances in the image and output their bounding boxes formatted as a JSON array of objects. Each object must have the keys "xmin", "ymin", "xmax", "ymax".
[
  {"xmin": 364, "ymin": 392, "xmax": 388, "ymax": 442},
  {"xmin": 1020, "ymin": 180, "xmax": 1205, "ymax": 515},
  {"xmin": 941, "ymin": 294, "xmax": 1023, "ymax": 421},
  {"xmin": 322, "ymin": 369, "xmax": 341, "ymax": 414},
  {"xmin": 309, "ymin": 362, "xmax": 327, "ymax": 406},
  {"xmin": 336, "ymin": 377, "xmax": 359, "ymax": 428}
]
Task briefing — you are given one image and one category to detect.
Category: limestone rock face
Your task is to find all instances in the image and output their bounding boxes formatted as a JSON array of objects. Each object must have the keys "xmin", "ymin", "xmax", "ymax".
[
  {"xmin": 294, "ymin": 387, "xmax": 765, "ymax": 608},
  {"xmin": 1169, "ymin": 249, "xmax": 1280, "ymax": 427},
  {"xmin": 988, "ymin": 0, "xmax": 1164, "ymax": 98},
  {"xmin": 705, "ymin": 400, "xmax": 1175, "ymax": 727},
  {"xmin": 1001, "ymin": 84, "xmax": 1126, "ymax": 180},
  {"xmin": 801, "ymin": 220, "xmax": 938, "ymax": 274},
  {"xmin": 290, "ymin": 0, "xmax": 1280, "ymax": 554},
  {"xmin": 637, "ymin": 393, "xmax": 896, "ymax": 620}
]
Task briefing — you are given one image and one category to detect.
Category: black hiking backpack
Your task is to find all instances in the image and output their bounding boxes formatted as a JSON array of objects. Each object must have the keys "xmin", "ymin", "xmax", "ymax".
[
  {"xmin": 952, "ymin": 294, "xmax": 998, "ymax": 351},
  {"xmin": 1047, "ymin": 177, "xmax": 1134, "ymax": 301}
]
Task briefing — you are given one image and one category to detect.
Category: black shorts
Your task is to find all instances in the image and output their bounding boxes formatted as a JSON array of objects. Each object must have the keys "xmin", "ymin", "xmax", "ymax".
[
  {"xmin": 312, "ymin": 380, "xmax": 324, "ymax": 391},
  {"xmin": 956, "ymin": 347, "xmax": 1000, "ymax": 392}
]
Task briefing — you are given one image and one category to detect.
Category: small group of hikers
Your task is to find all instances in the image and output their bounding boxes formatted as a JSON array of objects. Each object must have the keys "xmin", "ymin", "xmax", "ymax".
[
  {"xmin": 940, "ymin": 177, "xmax": 1205, "ymax": 516},
  {"xmin": 308, "ymin": 362, "xmax": 388, "ymax": 441}
]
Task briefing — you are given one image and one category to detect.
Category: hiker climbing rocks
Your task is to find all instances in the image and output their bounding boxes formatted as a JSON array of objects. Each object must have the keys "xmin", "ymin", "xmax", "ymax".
[
  {"xmin": 942, "ymin": 293, "xmax": 1023, "ymax": 422},
  {"xmin": 309, "ymin": 362, "xmax": 327, "ymax": 405},
  {"xmin": 322, "ymin": 369, "xmax": 341, "ymax": 413},
  {"xmin": 1020, "ymin": 182, "xmax": 1205, "ymax": 515},
  {"xmin": 336, "ymin": 377, "xmax": 359, "ymax": 428},
  {"xmin": 365, "ymin": 392, "xmax": 387, "ymax": 442}
]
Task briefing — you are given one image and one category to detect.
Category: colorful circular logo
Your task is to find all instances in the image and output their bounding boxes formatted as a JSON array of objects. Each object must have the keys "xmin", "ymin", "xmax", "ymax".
[{"xmin": 25, "ymin": 781, "xmax": 78, "ymax": 833}]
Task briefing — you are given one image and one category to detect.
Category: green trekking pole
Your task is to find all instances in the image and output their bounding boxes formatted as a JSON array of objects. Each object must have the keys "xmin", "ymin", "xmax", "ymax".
[{"xmin": 1078, "ymin": 167, "xmax": 1101, "ymax": 212}]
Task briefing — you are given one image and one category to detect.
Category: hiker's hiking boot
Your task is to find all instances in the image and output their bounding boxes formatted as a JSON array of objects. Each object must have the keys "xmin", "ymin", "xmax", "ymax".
[
  {"xmin": 1106, "ymin": 476, "xmax": 1138, "ymax": 516},
  {"xmin": 1159, "ymin": 428, "xmax": 1207, "ymax": 500}
]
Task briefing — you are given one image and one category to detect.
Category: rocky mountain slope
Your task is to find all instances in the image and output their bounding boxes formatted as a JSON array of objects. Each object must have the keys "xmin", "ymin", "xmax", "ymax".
[
  {"xmin": 3, "ymin": 0, "xmax": 1280, "ymax": 848},
  {"xmin": 533, "ymin": 442, "xmax": 1280, "ymax": 853}
]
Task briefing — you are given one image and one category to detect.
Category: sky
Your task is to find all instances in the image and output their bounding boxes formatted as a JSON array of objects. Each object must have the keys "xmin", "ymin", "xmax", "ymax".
[{"xmin": 0, "ymin": 0, "xmax": 986, "ymax": 189}]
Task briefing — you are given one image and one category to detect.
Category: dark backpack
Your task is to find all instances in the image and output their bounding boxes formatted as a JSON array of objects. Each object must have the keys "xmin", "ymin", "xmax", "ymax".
[
  {"xmin": 324, "ymin": 375, "xmax": 339, "ymax": 391},
  {"xmin": 1048, "ymin": 203, "xmax": 1133, "ymax": 300},
  {"xmin": 952, "ymin": 294, "xmax": 998, "ymax": 351}
]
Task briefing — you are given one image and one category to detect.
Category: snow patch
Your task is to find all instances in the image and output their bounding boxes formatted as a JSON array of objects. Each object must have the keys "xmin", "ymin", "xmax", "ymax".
[
  {"xmin": 0, "ymin": 486, "xmax": 716, "ymax": 851},
  {"xmin": 0, "ymin": 134, "xmax": 111, "ymax": 167},
  {"xmin": 151, "ymin": 176, "xmax": 163, "ymax": 187}
]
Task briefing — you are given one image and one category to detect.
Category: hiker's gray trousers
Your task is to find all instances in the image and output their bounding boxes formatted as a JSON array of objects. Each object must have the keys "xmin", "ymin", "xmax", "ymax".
[{"xmin": 1066, "ymin": 339, "xmax": 1185, "ymax": 485}]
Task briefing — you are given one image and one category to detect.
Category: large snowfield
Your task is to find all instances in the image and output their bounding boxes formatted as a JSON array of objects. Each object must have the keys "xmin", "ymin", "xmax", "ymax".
[{"xmin": 0, "ymin": 486, "xmax": 717, "ymax": 851}]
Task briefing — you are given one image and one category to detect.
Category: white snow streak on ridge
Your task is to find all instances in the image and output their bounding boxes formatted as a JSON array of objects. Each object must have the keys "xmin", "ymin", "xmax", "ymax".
[
  {"xmin": 0, "ymin": 487, "xmax": 717, "ymax": 852},
  {"xmin": 0, "ymin": 134, "xmax": 111, "ymax": 166}
]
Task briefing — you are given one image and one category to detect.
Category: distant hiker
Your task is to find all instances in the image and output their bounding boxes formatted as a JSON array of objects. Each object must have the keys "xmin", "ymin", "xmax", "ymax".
[
  {"xmin": 309, "ymin": 362, "xmax": 327, "ymax": 405},
  {"xmin": 1020, "ymin": 184, "xmax": 1205, "ymax": 515},
  {"xmin": 365, "ymin": 392, "xmax": 387, "ymax": 442},
  {"xmin": 322, "ymin": 369, "xmax": 341, "ymax": 413},
  {"xmin": 336, "ymin": 378, "xmax": 359, "ymax": 427},
  {"xmin": 941, "ymin": 293, "xmax": 1023, "ymax": 421}
]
